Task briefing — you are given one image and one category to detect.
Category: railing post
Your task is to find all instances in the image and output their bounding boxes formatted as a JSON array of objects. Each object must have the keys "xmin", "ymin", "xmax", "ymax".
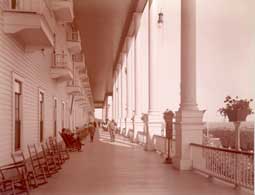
[{"xmin": 234, "ymin": 153, "xmax": 239, "ymax": 188}]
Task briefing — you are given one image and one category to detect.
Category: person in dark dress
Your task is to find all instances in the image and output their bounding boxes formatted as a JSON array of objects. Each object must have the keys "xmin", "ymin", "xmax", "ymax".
[{"xmin": 88, "ymin": 122, "xmax": 96, "ymax": 142}]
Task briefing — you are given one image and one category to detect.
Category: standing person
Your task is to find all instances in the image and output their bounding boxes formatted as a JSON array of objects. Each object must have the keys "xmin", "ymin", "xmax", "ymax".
[
  {"xmin": 93, "ymin": 121, "xmax": 97, "ymax": 129},
  {"xmin": 88, "ymin": 122, "xmax": 95, "ymax": 143},
  {"xmin": 107, "ymin": 119, "xmax": 115, "ymax": 142}
]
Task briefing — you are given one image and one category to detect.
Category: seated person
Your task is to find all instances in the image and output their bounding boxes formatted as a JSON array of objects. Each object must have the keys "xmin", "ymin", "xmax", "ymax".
[{"xmin": 61, "ymin": 128, "xmax": 83, "ymax": 150}]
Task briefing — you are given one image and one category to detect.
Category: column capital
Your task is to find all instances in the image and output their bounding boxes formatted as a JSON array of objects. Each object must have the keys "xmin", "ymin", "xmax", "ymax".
[
  {"xmin": 133, "ymin": 12, "xmax": 142, "ymax": 36},
  {"xmin": 124, "ymin": 36, "xmax": 134, "ymax": 52},
  {"xmin": 118, "ymin": 52, "xmax": 127, "ymax": 66}
]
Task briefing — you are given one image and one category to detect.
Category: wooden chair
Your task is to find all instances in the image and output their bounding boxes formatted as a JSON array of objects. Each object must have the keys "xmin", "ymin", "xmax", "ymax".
[
  {"xmin": 41, "ymin": 143, "xmax": 60, "ymax": 173},
  {"xmin": 59, "ymin": 132, "xmax": 82, "ymax": 151},
  {"xmin": 0, "ymin": 161, "xmax": 30, "ymax": 195},
  {"xmin": 49, "ymin": 137, "xmax": 69, "ymax": 162},
  {"xmin": 11, "ymin": 151, "xmax": 38, "ymax": 188},
  {"xmin": 27, "ymin": 144, "xmax": 48, "ymax": 184},
  {"xmin": 0, "ymin": 166, "xmax": 16, "ymax": 195},
  {"xmin": 45, "ymin": 141, "xmax": 63, "ymax": 168}
]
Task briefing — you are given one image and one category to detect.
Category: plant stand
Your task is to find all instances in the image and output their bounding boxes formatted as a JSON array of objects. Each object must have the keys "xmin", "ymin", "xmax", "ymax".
[
  {"xmin": 233, "ymin": 121, "xmax": 241, "ymax": 151},
  {"xmin": 163, "ymin": 110, "xmax": 174, "ymax": 164},
  {"xmin": 164, "ymin": 137, "xmax": 172, "ymax": 164}
]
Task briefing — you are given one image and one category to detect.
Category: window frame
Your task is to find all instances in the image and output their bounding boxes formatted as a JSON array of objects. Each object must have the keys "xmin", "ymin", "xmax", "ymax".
[
  {"xmin": 12, "ymin": 72, "xmax": 24, "ymax": 152},
  {"xmin": 53, "ymin": 97, "xmax": 57, "ymax": 137},
  {"xmin": 38, "ymin": 88, "xmax": 45, "ymax": 143},
  {"xmin": 61, "ymin": 101, "xmax": 65, "ymax": 130}
]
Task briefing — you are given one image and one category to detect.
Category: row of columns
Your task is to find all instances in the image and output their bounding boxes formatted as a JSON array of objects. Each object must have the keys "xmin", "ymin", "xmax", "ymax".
[{"xmin": 112, "ymin": 0, "xmax": 204, "ymax": 170}]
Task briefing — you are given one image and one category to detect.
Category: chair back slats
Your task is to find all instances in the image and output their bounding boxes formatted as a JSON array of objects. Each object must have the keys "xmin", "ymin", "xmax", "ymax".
[
  {"xmin": 11, "ymin": 151, "xmax": 27, "ymax": 176},
  {"xmin": 27, "ymin": 144, "xmax": 47, "ymax": 185},
  {"xmin": 1, "ymin": 134, "xmax": 74, "ymax": 194}
]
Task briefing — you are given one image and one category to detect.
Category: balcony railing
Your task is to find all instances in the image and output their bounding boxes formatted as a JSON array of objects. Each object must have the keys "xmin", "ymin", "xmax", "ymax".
[
  {"xmin": 72, "ymin": 53, "xmax": 83, "ymax": 62},
  {"xmin": 51, "ymin": 0, "xmax": 74, "ymax": 23},
  {"xmin": 4, "ymin": 0, "xmax": 55, "ymax": 31},
  {"xmin": 2, "ymin": 0, "xmax": 56, "ymax": 50},
  {"xmin": 67, "ymin": 31, "xmax": 80, "ymax": 42},
  {"xmin": 51, "ymin": 53, "xmax": 73, "ymax": 81},
  {"xmin": 52, "ymin": 53, "xmax": 71, "ymax": 70},
  {"xmin": 190, "ymin": 143, "xmax": 254, "ymax": 190},
  {"xmin": 153, "ymin": 135, "xmax": 176, "ymax": 157}
]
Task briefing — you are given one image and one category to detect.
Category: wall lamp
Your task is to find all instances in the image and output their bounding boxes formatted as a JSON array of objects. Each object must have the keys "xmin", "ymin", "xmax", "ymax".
[{"xmin": 158, "ymin": 12, "xmax": 164, "ymax": 26}]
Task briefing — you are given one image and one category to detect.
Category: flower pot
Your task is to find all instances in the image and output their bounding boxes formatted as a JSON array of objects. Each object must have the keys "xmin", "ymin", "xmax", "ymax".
[{"xmin": 227, "ymin": 110, "xmax": 248, "ymax": 122}]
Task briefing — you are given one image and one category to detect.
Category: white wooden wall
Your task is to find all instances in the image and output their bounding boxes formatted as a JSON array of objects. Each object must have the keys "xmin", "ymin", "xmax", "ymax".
[{"xmin": 0, "ymin": 8, "xmax": 89, "ymax": 165}]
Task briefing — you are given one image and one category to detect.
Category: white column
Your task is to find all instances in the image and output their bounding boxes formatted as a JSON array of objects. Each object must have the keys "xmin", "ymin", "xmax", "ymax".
[
  {"xmin": 107, "ymin": 95, "xmax": 112, "ymax": 120},
  {"xmin": 131, "ymin": 35, "xmax": 136, "ymax": 115},
  {"xmin": 112, "ymin": 74, "xmax": 115, "ymax": 121},
  {"xmin": 121, "ymin": 54, "xmax": 127, "ymax": 133},
  {"xmin": 126, "ymin": 37, "xmax": 134, "ymax": 132},
  {"xmin": 114, "ymin": 72, "xmax": 118, "ymax": 122},
  {"xmin": 131, "ymin": 32, "xmax": 136, "ymax": 133},
  {"xmin": 146, "ymin": 0, "xmax": 162, "ymax": 150},
  {"xmin": 133, "ymin": 13, "xmax": 144, "ymax": 141},
  {"xmin": 173, "ymin": 0, "xmax": 205, "ymax": 170},
  {"xmin": 135, "ymin": 2, "xmax": 149, "ymax": 144},
  {"xmin": 117, "ymin": 65, "xmax": 122, "ymax": 128}
]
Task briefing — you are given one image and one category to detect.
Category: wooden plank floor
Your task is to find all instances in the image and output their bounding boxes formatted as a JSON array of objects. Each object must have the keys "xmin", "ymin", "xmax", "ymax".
[{"xmin": 32, "ymin": 129, "xmax": 252, "ymax": 195}]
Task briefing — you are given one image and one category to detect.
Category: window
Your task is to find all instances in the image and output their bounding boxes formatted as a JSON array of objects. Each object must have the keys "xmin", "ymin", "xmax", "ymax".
[
  {"xmin": 14, "ymin": 79, "xmax": 22, "ymax": 151},
  {"xmin": 39, "ymin": 91, "xmax": 44, "ymax": 142},
  {"xmin": 10, "ymin": 0, "xmax": 21, "ymax": 9},
  {"xmin": 53, "ymin": 98, "xmax": 57, "ymax": 137},
  {"xmin": 61, "ymin": 102, "xmax": 65, "ymax": 130}
]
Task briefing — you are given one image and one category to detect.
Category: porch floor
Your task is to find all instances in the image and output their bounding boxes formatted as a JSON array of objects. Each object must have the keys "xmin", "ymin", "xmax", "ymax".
[{"xmin": 32, "ymin": 129, "xmax": 252, "ymax": 195}]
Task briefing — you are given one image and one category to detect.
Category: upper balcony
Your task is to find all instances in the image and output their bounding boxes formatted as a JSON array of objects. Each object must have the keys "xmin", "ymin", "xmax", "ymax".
[
  {"xmin": 72, "ymin": 53, "xmax": 85, "ymax": 70},
  {"xmin": 66, "ymin": 81, "xmax": 81, "ymax": 95},
  {"xmin": 51, "ymin": 0, "xmax": 74, "ymax": 23},
  {"xmin": 2, "ymin": 0, "xmax": 55, "ymax": 52},
  {"xmin": 50, "ymin": 52, "xmax": 73, "ymax": 81},
  {"xmin": 66, "ymin": 30, "xmax": 82, "ymax": 54}
]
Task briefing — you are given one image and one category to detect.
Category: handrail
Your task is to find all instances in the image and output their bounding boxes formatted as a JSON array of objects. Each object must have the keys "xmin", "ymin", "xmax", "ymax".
[
  {"xmin": 67, "ymin": 31, "xmax": 80, "ymax": 42},
  {"xmin": 190, "ymin": 142, "xmax": 254, "ymax": 189},
  {"xmin": 153, "ymin": 134, "xmax": 176, "ymax": 141},
  {"xmin": 2, "ymin": 0, "xmax": 56, "ymax": 39},
  {"xmin": 72, "ymin": 53, "xmax": 83, "ymax": 62},
  {"xmin": 52, "ymin": 53, "xmax": 72, "ymax": 71},
  {"xmin": 190, "ymin": 143, "xmax": 254, "ymax": 155}
]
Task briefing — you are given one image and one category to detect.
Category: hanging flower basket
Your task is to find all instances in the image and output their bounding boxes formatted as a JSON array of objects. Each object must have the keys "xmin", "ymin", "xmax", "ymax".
[{"xmin": 218, "ymin": 96, "xmax": 253, "ymax": 122}]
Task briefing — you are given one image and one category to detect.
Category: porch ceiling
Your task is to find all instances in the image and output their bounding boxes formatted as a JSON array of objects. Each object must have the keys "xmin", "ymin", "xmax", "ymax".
[{"xmin": 74, "ymin": 0, "xmax": 139, "ymax": 105}]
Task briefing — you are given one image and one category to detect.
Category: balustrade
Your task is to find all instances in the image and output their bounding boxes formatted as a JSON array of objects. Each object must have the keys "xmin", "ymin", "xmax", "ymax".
[{"xmin": 191, "ymin": 143, "xmax": 254, "ymax": 189}]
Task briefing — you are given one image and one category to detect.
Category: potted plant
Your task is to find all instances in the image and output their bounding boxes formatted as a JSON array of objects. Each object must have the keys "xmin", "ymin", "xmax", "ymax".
[
  {"xmin": 163, "ymin": 109, "xmax": 174, "ymax": 122},
  {"xmin": 218, "ymin": 96, "xmax": 253, "ymax": 122}
]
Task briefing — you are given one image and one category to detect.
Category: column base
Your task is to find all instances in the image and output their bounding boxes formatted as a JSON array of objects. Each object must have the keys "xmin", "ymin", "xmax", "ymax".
[
  {"xmin": 148, "ymin": 110, "xmax": 164, "ymax": 136},
  {"xmin": 173, "ymin": 109, "xmax": 205, "ymax": 170},
  {"xmin": 173, "ymin": 158, "xmax": 192, "ymax": 170},
  {"xmin": 117, "ymin": 118, "xmax": 122, "ymax": 133},
  {"xmin": 134, "ymin": 115, "xmax": 144, "ymax": 143},
  {"xmin": 120, "ymin": 118, "xmax": 127, "ymax": 135},
  {"xmin": 125, "ymin": 117, "xmax": 134, "ymax": 138},
  {"xmin": 146, "ymin": 110, "xmax": 164, "ymax": 151}
]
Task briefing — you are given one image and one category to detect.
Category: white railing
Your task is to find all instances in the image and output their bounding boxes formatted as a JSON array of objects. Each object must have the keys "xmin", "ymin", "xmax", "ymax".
[
  {"xmin": 137, "ymin": 131, "xmax": 146, "ymax": 144},
  {"xmin": 67, "ymin": 31, "xmax": 80, "ymax": 42},
  {"xmin": 72, "ymin": 53, "xmax": 83, "ymax": 62},
  {"xmin": 3, "ymin": 0, "xmax": 51, "ymax": 13},
  {"xmin": 191, "ymin": 143, "xmax": 254, "ymax": 190},
  {"xmin": 52, "ymin": 53, "xmax": 72, "ymax": 71},
  {"xmin": 153, "ymin": 135, "xmax": 176, "ymax": 157},
  {"xmin": 2, "ymin": 0, "xmax": 55, "ymax": 33}
]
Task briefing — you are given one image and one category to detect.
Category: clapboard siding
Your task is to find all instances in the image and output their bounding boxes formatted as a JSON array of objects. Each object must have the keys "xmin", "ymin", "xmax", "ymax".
[{"xmin": 0, "ymin": 10, "xmax": 88, "ymax": 165}]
